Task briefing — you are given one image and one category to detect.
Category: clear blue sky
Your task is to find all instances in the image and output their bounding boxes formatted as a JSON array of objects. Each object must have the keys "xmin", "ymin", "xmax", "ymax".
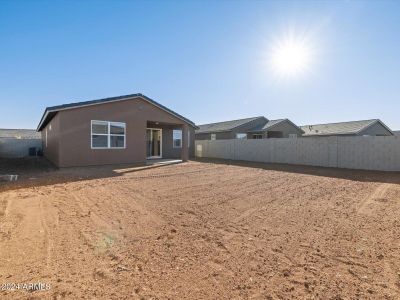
[{"xmin": 1, "ymin": 0, "xmax": 399, "ymax": 130}]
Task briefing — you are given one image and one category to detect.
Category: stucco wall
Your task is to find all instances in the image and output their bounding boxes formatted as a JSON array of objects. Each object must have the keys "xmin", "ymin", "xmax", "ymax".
[
  {"xmin": 196, "ymin": 136, "xmax": 400, "ymax": 171},
  {"xmin": 41, "ymin": 97, "xmax": 193, "ymax": 167},
  {"xmin": 42, "ymin": 113, "xmax": 60, "ymax": 165},
  {"xmin": 161, "ymin": 126, "xmax": 195, "ymax": 159}
]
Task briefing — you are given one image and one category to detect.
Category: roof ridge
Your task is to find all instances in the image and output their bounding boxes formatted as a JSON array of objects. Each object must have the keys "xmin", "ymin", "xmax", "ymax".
[
  {"xmin": 267, "ymin": 118, "xmax": 285, "ymax": 122},
  {"xmin": 300, "ymin": 119, "xmax": 378, "ymax": 127},
  {"xmin": 45, "ymin": 93, "xmax": 143, "ymax": 111},
  {"xmin": 198, "ymin": 116, "xmax": 265, "ymax": 127}
]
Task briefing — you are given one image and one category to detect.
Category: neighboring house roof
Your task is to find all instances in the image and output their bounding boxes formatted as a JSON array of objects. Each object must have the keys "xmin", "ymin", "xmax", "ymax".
[
  {"xmin": 300, "ymin": 119, "xmax": 393, "ymax": 136},
  {"xmin": 0, "ymin": 129, "xmax": 41, "ymax": 139},
  {"xmin": 248, "ymin": 119, "xmax": 304, "ymax": 133},
  {"xmin": 195, "ymin": 116, "xmax": 265, "ymax": 134},
  {"xmin": 37, "ymin": 93, "xmax": 197, "ymax": 131}
]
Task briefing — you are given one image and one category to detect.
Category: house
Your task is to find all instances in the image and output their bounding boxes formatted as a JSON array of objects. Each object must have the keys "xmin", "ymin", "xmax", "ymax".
[
  {"xmin": 394, "ymin": 130, "xmax": 400, "ymax": 136},
  {"xmin": 246, "ymin": 119, "xmax": 304, "ymax": 139},
  {"xmin": 37, "ymin": 93, "xmax": 197, "ymax": 167},
  {"xmin": 300, "ymin": 119, "xmax": 394, "ymax": 137},
  {"xmin": 195, "ymin": 116, "xmax": 304, "ymax": 140}
]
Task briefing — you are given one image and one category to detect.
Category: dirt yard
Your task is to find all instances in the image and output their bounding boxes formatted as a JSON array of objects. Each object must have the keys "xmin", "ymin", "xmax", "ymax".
[{"xmin": 1, "ymin": 158, "xmax": 400, "ymax": 299}]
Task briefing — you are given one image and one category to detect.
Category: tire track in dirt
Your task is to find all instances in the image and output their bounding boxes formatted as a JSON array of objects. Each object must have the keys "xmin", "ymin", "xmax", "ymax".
[
  {"xmin": 39, "ymin": 198, "xmax": 53, "ymax": 269},
  {"xmin": 358, "ymin": 183, "xmax": 391, "ymax": 215},
  {"xmin": 2, "ymin": 161, "xmax": 400, "ymax": 299}
]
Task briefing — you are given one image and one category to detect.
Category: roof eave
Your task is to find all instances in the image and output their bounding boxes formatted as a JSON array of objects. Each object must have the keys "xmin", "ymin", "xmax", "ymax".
[{"xmin": 37, "ymin": 94, "xmax": 197, "ymax": 131}]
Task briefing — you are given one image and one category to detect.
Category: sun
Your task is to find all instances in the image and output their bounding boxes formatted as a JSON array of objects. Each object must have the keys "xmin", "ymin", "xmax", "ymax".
[{"xmin": 269, "ymin": 35, "xmax": 313, "ymax": 78}]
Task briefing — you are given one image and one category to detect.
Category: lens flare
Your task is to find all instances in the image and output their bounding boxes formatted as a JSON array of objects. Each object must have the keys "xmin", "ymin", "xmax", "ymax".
[{"xmin": 269, "ymin": 32, "xmax": 314, "ymax": 78}]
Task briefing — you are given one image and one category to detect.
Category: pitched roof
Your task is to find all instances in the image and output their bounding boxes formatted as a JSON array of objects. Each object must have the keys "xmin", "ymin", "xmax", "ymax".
[
  {"xmin": 195, "ymin": 116, "xmax": 265, "ymax": 134},
  {"xmin": 247, "ymin": 119, "xmax": 305, "ymax": 133},
  {"xmin": 0, "ymin": 129, "xmax": 41, "ymax": 139},
  {"xmin": 300, "ymin": 119, "xmax": 393, "ymax": 136},
  {"xmin": 37, "ymin": 93, "xmax": 196, "ymax": 131}
]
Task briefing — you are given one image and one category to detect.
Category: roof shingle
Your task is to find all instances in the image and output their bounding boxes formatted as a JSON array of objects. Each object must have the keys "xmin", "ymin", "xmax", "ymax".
[
  {"xmin": 195, "ymin": 117, "xmax": 265, "ymax": 134},
  {"xmin": 37, "ymin": 93, "xmax": 196, "ymax": 131},
  {"xmin": 300, "ymin": 119, "xmax": 389, "ymax": 136},
  {"xmin": 248, "ymin": 119, "xmax": 285, "ymax": 132}
]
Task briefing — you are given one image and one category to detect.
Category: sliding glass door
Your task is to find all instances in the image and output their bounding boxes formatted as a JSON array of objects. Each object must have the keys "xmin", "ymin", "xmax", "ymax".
[{"xmin": 146, "ymin": 128, "xmax": 162, "ymax": 159}]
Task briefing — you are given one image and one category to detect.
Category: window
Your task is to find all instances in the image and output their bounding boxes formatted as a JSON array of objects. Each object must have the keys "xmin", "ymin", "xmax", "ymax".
[
  {"xmin": 45, "ymin": 129, "xmax": 48, "ymax": 147},
  {"xmin": 253, "ymin": 134, "xmax": 263, "ymax": 139},
  {"xmin": 210, "ymin": 133, "xmax": 216, "ymax": 140},
  {"xmin": 91, "ymin": 121, "xmax": 126, "ymax": 149},
  {"xmin": 173, "ymin": 130, "xmax": 182, "ymax": 148},
  {"xmin": 289, "ymin": 134, "xmax": 298, "ymax": 138},
  {"xmin": 173, "ymin": 129, "xmax": 190, "ymax": 148},
  {"xmin": 236, "ymin": 133, "xmax": 247, "ymax": 139}
]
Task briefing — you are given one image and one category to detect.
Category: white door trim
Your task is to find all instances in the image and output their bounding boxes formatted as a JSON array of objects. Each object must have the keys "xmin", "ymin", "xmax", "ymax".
[{"xmin": 146, "ymin": 128, "xmax": 162, "ymax": 159}]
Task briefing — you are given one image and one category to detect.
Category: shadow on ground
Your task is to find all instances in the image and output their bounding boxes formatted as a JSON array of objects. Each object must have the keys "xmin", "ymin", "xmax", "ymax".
[
  {"xmin": 1, "ymin": 157, "xmax": 400, "ymax": 193},
  {"xmin": 194, "ymin": 158, "xmax": 400, "ymax": 185},
  {"xmin": 0, "ymin": 157, "xmax": 181, "ymax": 192}
]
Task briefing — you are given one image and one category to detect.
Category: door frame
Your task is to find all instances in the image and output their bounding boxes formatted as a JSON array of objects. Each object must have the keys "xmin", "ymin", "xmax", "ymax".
[{"xmin": 146, "ymin": 128, "xmax": 162, "ymax": 159}]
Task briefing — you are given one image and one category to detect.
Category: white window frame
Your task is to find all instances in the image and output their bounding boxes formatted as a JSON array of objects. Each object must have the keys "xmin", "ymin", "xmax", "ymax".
[
  {"xmin": 235, "ymin": 133, "xmax": 247, "ymax": 140},
  {"xmin": 210, "ymin": 133, "xmax": 216, "ymax": 141},
  {"xmin": 173, "ymin": 129, "xmax": 182, "ymax": 148},
  {"xmin": 188, "ymin": 131, "xmax": 190, "ymax": 148},
  {"xmin": 91, "ymin": 120, "xmax": 126, "ymax": 149}
]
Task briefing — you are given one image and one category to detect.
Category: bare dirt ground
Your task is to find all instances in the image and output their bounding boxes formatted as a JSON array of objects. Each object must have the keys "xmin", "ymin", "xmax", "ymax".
[{"xmin": 1, "ymin": 158, "xmax": 400, "ymax": 299}]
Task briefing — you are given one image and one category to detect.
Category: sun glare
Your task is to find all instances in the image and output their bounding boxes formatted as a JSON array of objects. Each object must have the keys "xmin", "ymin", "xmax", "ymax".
[{"xmin": 269, "ymin": 34, "xmax": 314, "ymax": 78}]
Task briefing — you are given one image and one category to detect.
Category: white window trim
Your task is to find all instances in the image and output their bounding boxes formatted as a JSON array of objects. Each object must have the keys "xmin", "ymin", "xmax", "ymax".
[
  {"xmin": 173, "ymin": 129, "xmax": 182, "ymax": 148},
  {"xmin": 210, "ymin": 133, "xmax": 216, "ymax": 141},
  {"xmin": 91, "ymin": 120, "xmax": 126, "ymax": 149},
  {"xmin": 236, "ymin": 133, "xmax": 247, "ymax": 139}
]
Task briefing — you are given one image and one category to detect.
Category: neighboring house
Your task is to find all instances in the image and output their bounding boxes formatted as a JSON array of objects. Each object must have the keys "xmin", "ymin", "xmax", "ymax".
[
  {"xmin": 0, "ymin": 129, "xmax": 42, "ymax": 158},
  {"xmin": 195, "ymin": 116, "xmax": 303, "ymax": 140},
  {"xmin": 300, "ymin": 119, "xmax": 394, "ymax": 137},
  {"xmin": 246, "ymin": 119, "xmax": 304, "ymax": 139},
  {"xmin": 394, "ymin": 130, "xmax": 400, "ymax": 136},
  {"xmin": 37, "ymin": 93, "xmax": 197, "ymax": 167}
]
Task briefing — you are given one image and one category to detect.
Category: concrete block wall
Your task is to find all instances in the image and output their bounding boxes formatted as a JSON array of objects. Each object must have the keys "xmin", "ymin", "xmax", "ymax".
[
  {"xmin": 0, "ymin": 138, "xmax": 42, "ymax": 158},
  {"xmin": 195, "ymin": 136, "xmax": 400, "ymax": 171}
]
